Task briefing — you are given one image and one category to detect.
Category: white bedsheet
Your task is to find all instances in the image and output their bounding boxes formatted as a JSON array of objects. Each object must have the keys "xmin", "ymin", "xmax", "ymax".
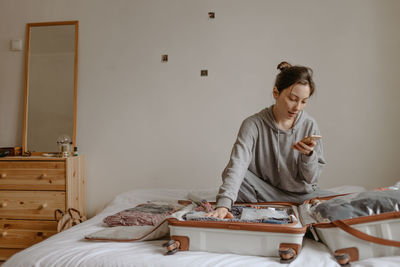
[{"xmin": 4, "ymin": 187, "xmax": 400, "ymax": 267}]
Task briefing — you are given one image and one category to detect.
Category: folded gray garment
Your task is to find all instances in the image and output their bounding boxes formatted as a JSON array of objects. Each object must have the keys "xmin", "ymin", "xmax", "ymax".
[
  {"xmin": 240, "ymin": 207, "xmax": 290, "ymax": 221},
  {"xmin": 312, "ymin": 190, "xmax": 400, "ymax": 222},
  {"xmin": 183, "ymin": 206, "xmax": 291, "ymax": 224}
]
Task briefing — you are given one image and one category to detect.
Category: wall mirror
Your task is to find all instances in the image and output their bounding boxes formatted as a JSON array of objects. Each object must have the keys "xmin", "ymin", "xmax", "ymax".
[{"xmin": 22, "ymin": 21, "xmax": 79, "ymax": 155}]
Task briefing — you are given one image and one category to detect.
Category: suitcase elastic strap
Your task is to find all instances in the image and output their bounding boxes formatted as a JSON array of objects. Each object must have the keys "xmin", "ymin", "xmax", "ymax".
[{"xmin": 332, "ymin": 220, "xmax": 400, "ymax": 247}]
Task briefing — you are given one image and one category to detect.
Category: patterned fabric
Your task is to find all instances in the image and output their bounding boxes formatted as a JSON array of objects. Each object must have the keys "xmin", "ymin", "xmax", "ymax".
[{"xmin": 103, "ymin": 203, "xmax": 181, "ymax": 227}]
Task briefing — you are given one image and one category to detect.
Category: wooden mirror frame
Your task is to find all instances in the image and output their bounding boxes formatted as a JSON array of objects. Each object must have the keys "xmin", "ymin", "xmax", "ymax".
[{"xmin": 22, "ymin": 21, "xmax": 79, "ymax": 156}]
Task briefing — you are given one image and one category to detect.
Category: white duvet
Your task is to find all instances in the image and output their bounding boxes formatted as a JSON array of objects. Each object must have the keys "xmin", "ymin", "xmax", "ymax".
[{"xmin": 4, "ymin": 187, "xmax": 400, "ymax": 267}]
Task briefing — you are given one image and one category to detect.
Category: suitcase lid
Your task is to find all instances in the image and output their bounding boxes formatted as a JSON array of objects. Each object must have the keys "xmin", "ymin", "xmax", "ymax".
[
  {"xmin": 298, "ymin": 192, "xmax": 400, "ymax": 228},
  {"xmin": 298, "ymin": 191, "xmax": 400, "ymax": 246}
]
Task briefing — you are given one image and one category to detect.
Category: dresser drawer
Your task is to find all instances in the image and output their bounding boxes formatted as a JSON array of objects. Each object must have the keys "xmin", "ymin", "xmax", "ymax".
[
  {"xmin": 0, "ymin": 219, "xmax": 57, "ymax": 249},
  {"xmin": 0, "ymin": 191, "xmax": 65, "ymax": 220},
  {"xmin": 0, "ymin": 161, "xmax": 65, "ymax": 190}
]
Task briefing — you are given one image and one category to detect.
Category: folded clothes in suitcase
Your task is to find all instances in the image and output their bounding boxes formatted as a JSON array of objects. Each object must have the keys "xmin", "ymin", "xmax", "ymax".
[{"xmin": 164, "ymin": 187, "xmax": 400, "ymax": 265}]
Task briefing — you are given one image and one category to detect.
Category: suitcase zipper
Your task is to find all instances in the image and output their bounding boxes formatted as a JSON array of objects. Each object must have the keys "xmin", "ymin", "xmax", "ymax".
[
  {"xmin": 298, "ymin": 202, "xmax": 320, "ymax": 242},
  {"xmin": 309, "ymin": 225, "xmax": 319, "ymax": 241}
]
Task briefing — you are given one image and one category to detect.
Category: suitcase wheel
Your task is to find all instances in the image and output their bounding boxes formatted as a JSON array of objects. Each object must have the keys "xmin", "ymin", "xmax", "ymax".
[
  {"xmin": 334, "ymin": 247, "xmax": 358, "ymax": 265},
  {"xmin": 279, "ymin": 247, "xmax": 296, "ymax": 263},
  {"xmin": 162, "ymin": 240, "xmax": 175, "ymax": 247},
  {"xmin": 163, "ymin": 239, "xmax": 181, "ymax": 255},
  {"xmin": 165, "ymin": 248, "xmax": 179, "ymax": 255},
  {"xmin": 334, "ymin": 252, "xmax": 350, "ymax": 266},
  {"xmin": 279, "ymin": 243, "xmax": 300, "ymax": 263}
]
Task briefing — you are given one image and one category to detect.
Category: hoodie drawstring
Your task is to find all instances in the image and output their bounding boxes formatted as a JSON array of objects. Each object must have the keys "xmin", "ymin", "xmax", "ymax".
[{"xmin": 277, "ymin": 130, "xmax": 280, "ymax": 172}]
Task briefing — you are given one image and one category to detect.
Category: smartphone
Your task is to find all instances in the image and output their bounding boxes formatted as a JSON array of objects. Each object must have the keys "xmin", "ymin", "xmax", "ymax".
[{"xmin": 300, "ymin": 135, "xmax": 322, "ymax": 145}]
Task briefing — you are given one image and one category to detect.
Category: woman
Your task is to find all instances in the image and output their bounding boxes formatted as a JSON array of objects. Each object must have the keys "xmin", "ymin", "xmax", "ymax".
[{"xmin": 208, "ymin": 61, "xmax": 333, "ymax": 219}]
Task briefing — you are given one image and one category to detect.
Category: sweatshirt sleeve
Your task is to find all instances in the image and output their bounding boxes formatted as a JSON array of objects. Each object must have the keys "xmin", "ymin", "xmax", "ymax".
[
  {"xmin": 298, "ymin": 123, "xmax": 326, "ymax": 184},
  {"xmin": 216, "ymin": 118, "xmax": 256, "ymax": 210}
]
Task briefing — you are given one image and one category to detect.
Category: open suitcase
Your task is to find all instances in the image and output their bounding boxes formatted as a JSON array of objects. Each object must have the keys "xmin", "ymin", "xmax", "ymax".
[
  {"xmin": 164, "ymin": 191, "xmax": 400, "ymax": 265},
  {"xmin": 167, "ymin": 201, "xmax": 306, "ymax": 263}
]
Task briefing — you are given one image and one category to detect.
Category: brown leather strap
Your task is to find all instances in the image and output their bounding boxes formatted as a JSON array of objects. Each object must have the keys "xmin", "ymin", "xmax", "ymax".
[
  {"xmin": 68, "ymin": 208, "xmax": 81, "ymax": 218},
  {"xmin": 54, "ymin": 209, "xmax": 64, "ymax": 221},
  {"xmin": 68, "ymin": 208, "xmax": 86, "ymax": 223},
  {"xmin": 332, "ymin": 220, "xmax": 400, "ymax": 247}
]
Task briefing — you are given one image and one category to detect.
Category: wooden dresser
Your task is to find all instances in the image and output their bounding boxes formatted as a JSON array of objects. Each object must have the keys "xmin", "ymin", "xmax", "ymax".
[{"xmin": 0, "ymin": 156, "xmax": 86, "ymax": 261}]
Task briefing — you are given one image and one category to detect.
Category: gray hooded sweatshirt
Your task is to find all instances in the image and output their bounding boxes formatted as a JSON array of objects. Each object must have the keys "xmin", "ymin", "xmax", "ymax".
[{"xmin": 216, "ymin": 105, "xmax": 326, "ymax": 209}]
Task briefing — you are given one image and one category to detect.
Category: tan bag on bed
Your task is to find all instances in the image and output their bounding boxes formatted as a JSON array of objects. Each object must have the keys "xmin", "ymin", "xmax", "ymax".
[{"xmin": 55, "ymin": 208, "xmax": 87, "ymax": 232}]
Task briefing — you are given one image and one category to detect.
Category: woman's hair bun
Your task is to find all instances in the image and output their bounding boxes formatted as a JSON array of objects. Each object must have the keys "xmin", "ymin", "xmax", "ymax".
[{"xmin": 277, "ymin": 61, "xmax": 292, "ymax": 72}]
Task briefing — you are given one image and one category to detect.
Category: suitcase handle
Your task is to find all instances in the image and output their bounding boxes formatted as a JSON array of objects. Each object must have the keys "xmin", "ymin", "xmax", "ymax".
[{"xmin": 332, "ymin": 220, "xmax": 400, "ymax": 247}]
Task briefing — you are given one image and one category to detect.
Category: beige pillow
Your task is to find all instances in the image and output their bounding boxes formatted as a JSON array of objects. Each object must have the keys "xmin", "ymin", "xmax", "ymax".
[
  {"xmin": 85, "ymin": 201, "xmax": 194, "ymax": 242},
  {"xmin": 85, "ymin": 221, "xmax": 170, "ymax": 241}
]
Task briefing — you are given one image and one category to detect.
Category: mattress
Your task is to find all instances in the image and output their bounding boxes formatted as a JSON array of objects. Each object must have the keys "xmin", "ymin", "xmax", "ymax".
[{"xmin": 4, "ymin": 186, "xmax": 400, "ymax": 267}]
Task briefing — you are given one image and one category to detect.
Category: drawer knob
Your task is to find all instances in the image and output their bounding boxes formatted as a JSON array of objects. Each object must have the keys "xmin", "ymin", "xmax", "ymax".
[
  {"xmin": 40, "ymin": 174, "xmax": 48, "ymax": 179},
  {"xmin": 1, "ymin": 231, "xmax": 7, "ymax": 237},
  {"xmin": 0, "ymin": 202, "xmax": 7, "ymax": 208},
  {"xmin": 39, "ymin": 203, "xmax": 48, "ymax": 209},
  {"xmin": 0, "ymin": 173, "xmax": 6, "ymax": 178}
]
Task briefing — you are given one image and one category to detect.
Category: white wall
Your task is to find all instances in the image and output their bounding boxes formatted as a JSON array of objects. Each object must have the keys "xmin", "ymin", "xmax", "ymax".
[{"xmin": 1, "ymin": 0, "xmax": 399, "ymax": 217}]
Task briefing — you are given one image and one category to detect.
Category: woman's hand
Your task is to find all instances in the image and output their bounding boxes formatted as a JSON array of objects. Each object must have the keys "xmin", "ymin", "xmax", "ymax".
[
  {"xmin": 293, "ymin": 139, "xmax": 316, "ymax": 156},
  {"xmin": 205, "ymin": 207, "xmax": 234, "ymax": 219}
]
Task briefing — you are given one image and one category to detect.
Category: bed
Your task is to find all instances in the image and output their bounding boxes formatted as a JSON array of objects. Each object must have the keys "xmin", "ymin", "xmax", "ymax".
[{"xmin": 4, "ymin": 186, "xmax": 400, "ymax": 267}]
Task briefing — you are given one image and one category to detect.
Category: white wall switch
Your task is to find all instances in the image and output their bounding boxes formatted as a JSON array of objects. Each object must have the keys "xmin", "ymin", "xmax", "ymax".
[{"xmin": 10, "ymin": 40, "xmax": 22, "ymax": 51}]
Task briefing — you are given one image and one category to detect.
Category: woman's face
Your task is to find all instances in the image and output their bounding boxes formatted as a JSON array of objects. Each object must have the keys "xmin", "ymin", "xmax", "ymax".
[{"xmin": 273, "ymin": 83, "xmax": 311, "ymax": 120}]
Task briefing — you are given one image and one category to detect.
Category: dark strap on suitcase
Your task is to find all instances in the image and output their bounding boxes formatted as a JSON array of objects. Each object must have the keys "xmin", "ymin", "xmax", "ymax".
[{"xmin": 332, "ymin": 220, "xmax": 400, "ymax": 247}]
